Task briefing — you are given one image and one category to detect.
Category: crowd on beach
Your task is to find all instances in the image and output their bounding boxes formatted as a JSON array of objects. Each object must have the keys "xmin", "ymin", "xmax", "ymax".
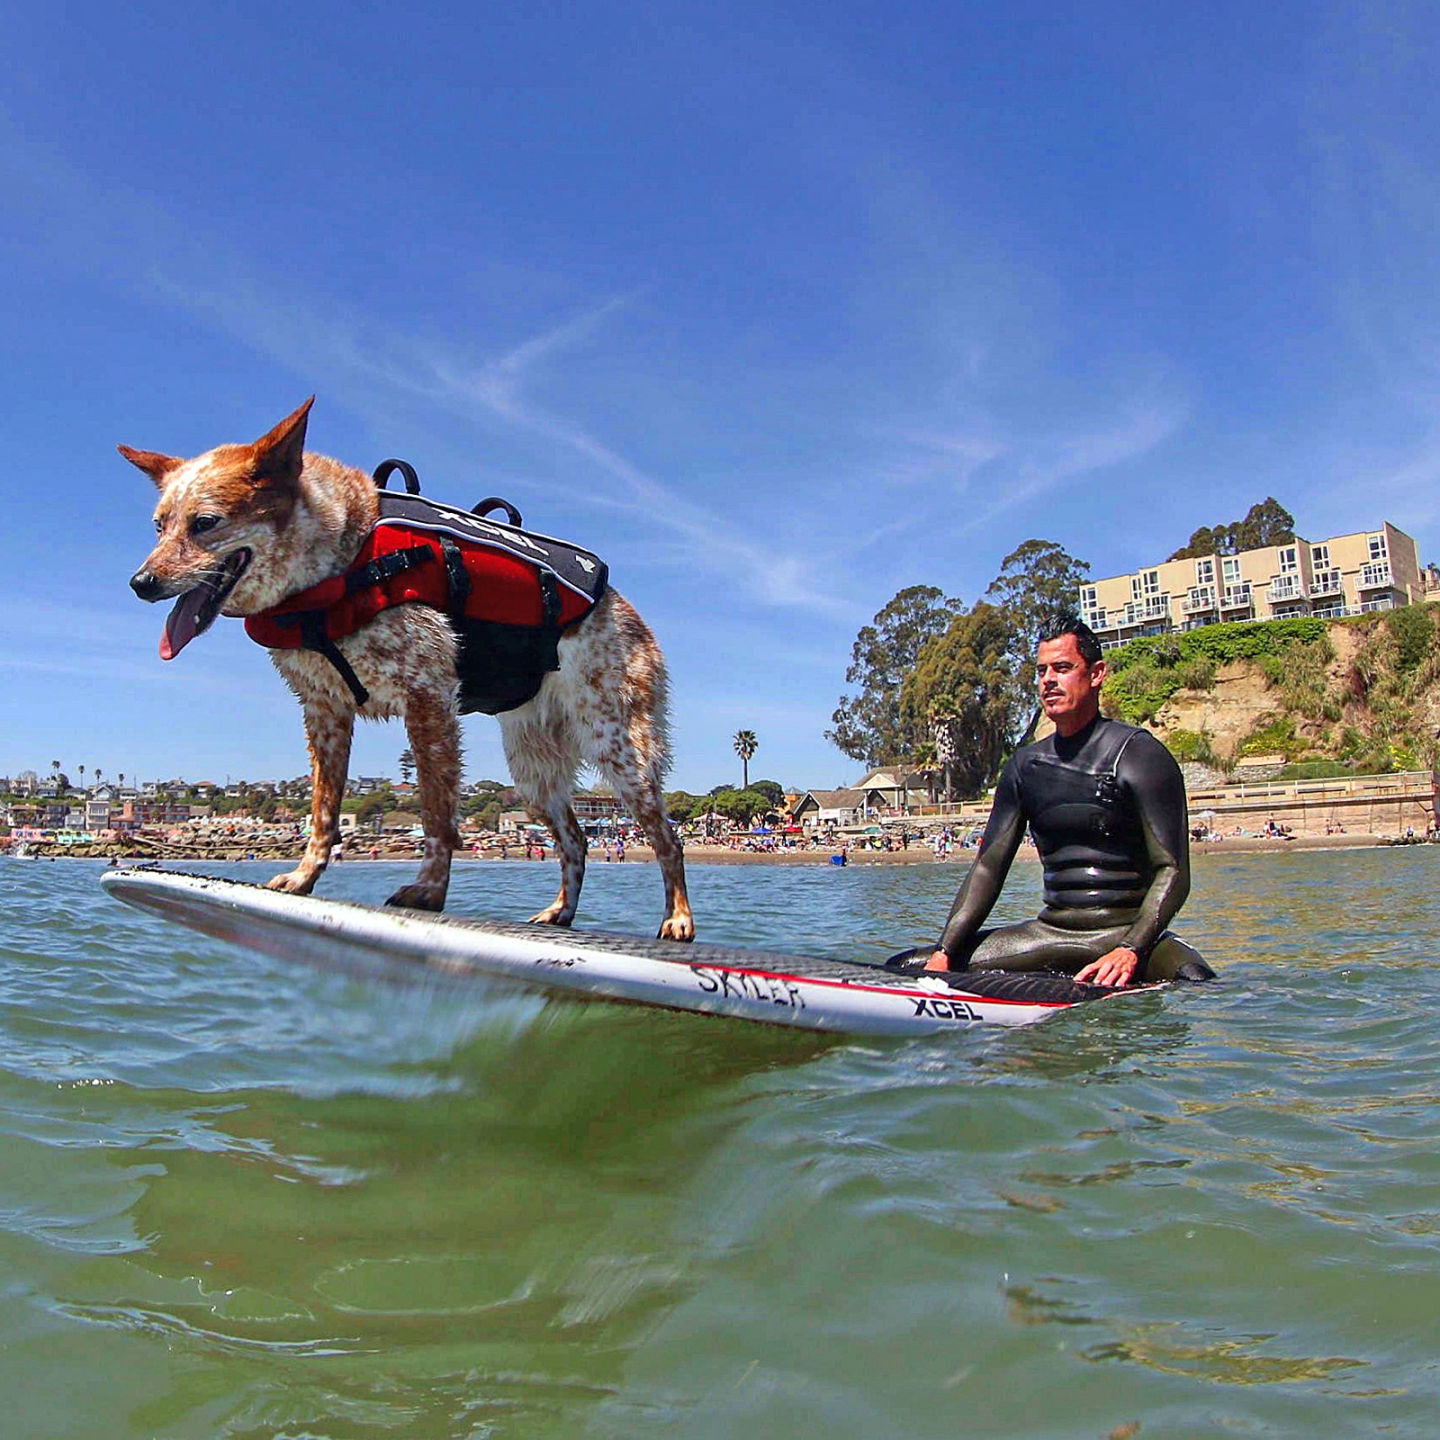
[{"xmin": 5, "ymin": 791, "xmax": 1437, "ymax": 863}]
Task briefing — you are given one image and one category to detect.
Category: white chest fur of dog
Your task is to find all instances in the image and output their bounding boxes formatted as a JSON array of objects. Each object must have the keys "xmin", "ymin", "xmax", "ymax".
[{"xmin": 122, "ymin": 397, "xmax": 694, "ymax": 941}]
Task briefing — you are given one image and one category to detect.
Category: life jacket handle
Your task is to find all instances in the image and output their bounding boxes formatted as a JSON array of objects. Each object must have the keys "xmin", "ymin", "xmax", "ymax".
[
  {"xmin": 373, "ymin": 459, "xmax": 422, "ymax": 494},
  {"xmin": 473, "ymin": 496, "xmax": 525, "ymax": 528}
]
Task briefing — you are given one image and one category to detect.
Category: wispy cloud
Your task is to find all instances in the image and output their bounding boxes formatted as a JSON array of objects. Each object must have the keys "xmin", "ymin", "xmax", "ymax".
[
  {"xmin": 874, "ymin": 391, "xmax": 1186, "ymax": 542},
  {"xmin": 0, "ymin": 119, "xmax": 855, "ymax": 618},
  {"xmin": 1312, "ymin": 433, "xmax": 1440, "ymax": 536},
  {"xmin": 427, "ymin": 308, "xmax": 859, "ymax": 615}
]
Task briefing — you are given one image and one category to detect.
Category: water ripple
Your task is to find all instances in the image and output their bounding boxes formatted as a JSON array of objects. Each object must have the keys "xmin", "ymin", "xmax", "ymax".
[{"xmin": 0, "ymin": 849, "xmax": 1438, "ymax": 1436}]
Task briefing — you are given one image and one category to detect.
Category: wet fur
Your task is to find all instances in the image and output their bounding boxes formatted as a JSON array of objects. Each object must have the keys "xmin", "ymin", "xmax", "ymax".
[{"xmin": 122, "ymin": 399, "xmax": 694, "ymax": 940}]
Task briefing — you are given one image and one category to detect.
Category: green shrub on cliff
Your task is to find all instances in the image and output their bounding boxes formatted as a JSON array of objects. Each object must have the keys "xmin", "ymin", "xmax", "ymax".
[
  {"xmin": 1163, "ymin": 728, "xmax": 1215, "ymax": 764},
  {"xmin": 1385, "ymin": 604, "xmax": 1435, "ymax": 672},
  {"xmin": 1237, "ymin": 715, "xmax": 1308, "ymax": 760},
  {"xmin": 1102, "ymin": 657, "xmax": 1177, "ymax": 724},
  {"xmin": 1275, "ymin": 760, "xmax": 1351, "ymax": 781},
  {"xmin": 1103, "ymin": 618, "xmax": 1328, "ymax": 724},
  {"xmin": 1174, "ymin": 656, "xmax": 1217, "ymax": 690}
]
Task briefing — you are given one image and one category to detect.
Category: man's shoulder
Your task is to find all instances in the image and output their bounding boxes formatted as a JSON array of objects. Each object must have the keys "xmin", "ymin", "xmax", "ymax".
[
  {"xmin": 1101, "ymin": 716, "xmax": 1155, "ymax": 747},
  {"xmin": 1107, "ymin": 720, "xmax": 1181, "ymax": 773}
]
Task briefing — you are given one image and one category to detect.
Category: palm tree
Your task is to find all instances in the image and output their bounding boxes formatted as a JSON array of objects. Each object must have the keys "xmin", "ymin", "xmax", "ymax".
[
  {"xmin": 733, "ymin": 730, "xmax": 758, "ymax": 790},
  {"xmin": 929, "ymin": 704, "xmax": 958, "ymax": 804},
  {"xmin": 78, "ymin": 765, "xmax": 85, "ymax": 792}
]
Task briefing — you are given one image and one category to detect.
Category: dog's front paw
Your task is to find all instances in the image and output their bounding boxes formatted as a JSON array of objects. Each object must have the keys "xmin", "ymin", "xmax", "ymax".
[
  {"xmin": 386, "ymin": 883, "xmax": 447, "ymax": 912},
  {"xmin": 267, "ymin": 868, "xmax": 318, "ymax": 896},
  {"xmin": 527, "ymin": 904, "xmax": 575, "ymax": 927},
  {"xmin": 658, "ymin": 914, "xmax": 695, "ymax": 943}
]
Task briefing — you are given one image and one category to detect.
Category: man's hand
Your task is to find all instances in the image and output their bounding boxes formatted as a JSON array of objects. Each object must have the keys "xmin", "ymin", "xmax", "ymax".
[
  {"xmin": 924, "ymin": 949, "xmax": 951, "ymax": 972},
  {"xmin": 1075, "ymin": 947, "xmax": 1139, "ymax": 987}
]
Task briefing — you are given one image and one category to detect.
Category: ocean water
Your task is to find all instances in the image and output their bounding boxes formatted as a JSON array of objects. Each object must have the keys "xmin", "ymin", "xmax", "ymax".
[{"xmin": 1, "ymin": 848, "xmax": 1438, "ymax": 1439}]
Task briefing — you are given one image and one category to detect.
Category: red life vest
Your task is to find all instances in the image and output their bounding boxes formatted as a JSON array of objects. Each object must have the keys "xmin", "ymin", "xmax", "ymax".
[{"xmin": 245, "ymin": 478, "xmax": 608, "ymax": 714}]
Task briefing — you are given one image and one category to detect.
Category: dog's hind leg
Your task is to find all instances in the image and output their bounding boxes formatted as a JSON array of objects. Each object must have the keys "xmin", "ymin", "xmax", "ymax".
[
  {"xmin": 386, "ymin": 684, "xmax": 462, "ymax": 912},
  {"xmin": 501, "ymin": 715, "xmax": 586, "ymax": 926},
  {"xmin": 526, "ymin": 792, "xmax": 587, "ymax": 926},
  {"xmin": 599, "ymin": 740, "xmax": 694, "ymax": 942},
  {"xmin": 268, "ymin": 699, "xmax": 354, "ymax": 896},
  {"xmin": 582, "ymin": 618, "xmax": 694, "ymax": 941}
]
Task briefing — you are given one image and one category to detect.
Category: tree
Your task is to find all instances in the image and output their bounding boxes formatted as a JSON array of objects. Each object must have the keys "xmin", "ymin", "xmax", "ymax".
[
  {"xmin": 1167, "ymin": 498, "xmax": 1295, "ymax": 560},
  {"xmin": 983, "ymin": 539, "xmax": 1091, "ymax": 711},
  {"xmin": 733, "ymin": 730, "xmax": 758, "ymax": 789},
  {"xmin": 747, "ymin": 779, "xmax": 785, "ymax": 807},
  {"xmin": 827, "ymin": 585, "xmax": 965, "ymax": 766},
  {"xmin": 900, "ymin": 603, "xmax": 1024, "ymax": 797},
  {"xmin": 929, "ymin": 696, "xmax": 960, "ymax": 803},
  {"xmin": 398, "ymin": 749, "xmax": 415, "ymax": 786},
  {"xmin": 710, "ymin": 788, "xmax": 771, "ymax": 826},
  {"xmin": 354, "ymin": 792, "xmax": 388, "ymax": 826},
  {"xmin": 985, "ymin": 540, "xmax": 1091, "ymax": 656},
  {"xmin": 664, "ymin": 790, "xmax": 703, "ymax": 822}
]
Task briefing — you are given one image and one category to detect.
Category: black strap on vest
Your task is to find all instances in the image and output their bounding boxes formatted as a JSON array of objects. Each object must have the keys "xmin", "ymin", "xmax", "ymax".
[
  {"xmin": 437, "ymin": 534, "xmax": 471, "ymax": 619},
  {"xmin": 344, "ymin": 544, "xmax": 433, "ymax": 594},
  {"xmin": 537, "ymin": 569, "xmax": 561, "ymax": 627},
  {"xmin": 274, "ymin": 526, "xmax": 565, "ymax": 712},
  {"xmin": 297, "ymin": 612, "xmax": 370, "ymax": 707}
]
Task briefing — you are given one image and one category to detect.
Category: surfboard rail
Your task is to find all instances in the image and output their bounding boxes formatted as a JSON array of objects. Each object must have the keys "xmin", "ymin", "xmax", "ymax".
[{"xmin": 99, "ymin": 869, "xmax": 1166, "ymax": 1036}]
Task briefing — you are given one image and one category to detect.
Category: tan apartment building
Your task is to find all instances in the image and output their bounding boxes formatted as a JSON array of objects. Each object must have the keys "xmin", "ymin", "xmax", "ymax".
[{"xmin": 1080, "ymin": 522, "xmax": 1425, "ymax": 649}]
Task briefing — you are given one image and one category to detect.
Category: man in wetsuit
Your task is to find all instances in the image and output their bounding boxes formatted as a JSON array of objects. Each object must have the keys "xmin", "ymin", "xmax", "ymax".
[{"xmin": 920, "ymin": 619, "xmax": 1209, "ymax": 987}]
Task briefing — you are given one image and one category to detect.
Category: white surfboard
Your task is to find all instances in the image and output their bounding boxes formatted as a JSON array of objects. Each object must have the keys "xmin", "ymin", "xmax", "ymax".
[{"xmin": 99, "ymin": 869, "xmax": 1167, "ymax": 1037}]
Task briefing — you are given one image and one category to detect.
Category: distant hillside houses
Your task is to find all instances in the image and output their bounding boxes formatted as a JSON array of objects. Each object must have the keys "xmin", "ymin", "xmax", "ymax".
[{"xmin": 1081, "ymin": 522, "xmax": 1440, "ymax": 651}]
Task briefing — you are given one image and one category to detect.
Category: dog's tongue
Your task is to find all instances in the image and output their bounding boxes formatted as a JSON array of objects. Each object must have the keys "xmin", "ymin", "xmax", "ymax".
[{"xmin": 160, "ymin": 587, "xmax": 210, "ymax": 661}]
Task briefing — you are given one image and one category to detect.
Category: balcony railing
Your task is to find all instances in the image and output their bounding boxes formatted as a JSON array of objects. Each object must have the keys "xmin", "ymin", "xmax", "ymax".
[
  {"xmin": 1268, "ymin": 575, "xmax": 1308, "ymax": 603},
  {"xmin": 1310, "ymin": 568, "xmax": 1343, "ymax": 597},
  {"xmin": 1182, "ymin": 588, "xmax": 1217, "ymax": 613},
  {"xmin": 1359, "ymin": 562, "xmax": 1393, "ymax": 590},
  {"xmin": 1120, "ymin": 596, "xmax": 1170, "ymax": 626},
  {"xmin": 1220, "ymin": 584, "xmax": 1253, "ymax": 610}
]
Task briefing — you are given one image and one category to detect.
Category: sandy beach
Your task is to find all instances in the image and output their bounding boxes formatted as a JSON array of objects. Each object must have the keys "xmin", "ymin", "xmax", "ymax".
[{"xmin": 11, "ymin": 829, "xmax": 1430, "ymax": 866}]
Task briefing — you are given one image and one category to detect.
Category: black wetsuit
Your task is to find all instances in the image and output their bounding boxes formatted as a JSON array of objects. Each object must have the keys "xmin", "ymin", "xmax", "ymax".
[{"xmin": 932, "ymin": 715, "xmax": 1209, "ymax": 983}]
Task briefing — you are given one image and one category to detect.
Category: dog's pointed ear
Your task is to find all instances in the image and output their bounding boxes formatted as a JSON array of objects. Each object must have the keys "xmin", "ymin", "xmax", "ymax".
[
  {"xmin": 117, "ymin": 445, "xmax": 183, "ymax": 488},
  {"xmin": 250, "ymin": 396, "xmax": 315, "ymax": 487}
]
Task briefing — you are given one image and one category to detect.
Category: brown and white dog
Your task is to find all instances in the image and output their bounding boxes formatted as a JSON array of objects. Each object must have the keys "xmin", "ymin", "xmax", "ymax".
[{"xmin": 121, "ymin": 398, "xmax": 695, "ymax": 940}]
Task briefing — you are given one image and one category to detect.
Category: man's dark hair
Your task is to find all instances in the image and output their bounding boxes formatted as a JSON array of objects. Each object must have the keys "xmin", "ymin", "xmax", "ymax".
[{"xmin": 1037, "ymin": 615, "xmax": 1104, "ymax": 666}]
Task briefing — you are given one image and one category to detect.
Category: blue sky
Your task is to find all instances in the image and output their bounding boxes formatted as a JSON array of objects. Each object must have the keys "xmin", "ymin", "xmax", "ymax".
[{"xmin": 3, "ymin": 1, "xmax": 1439, "ymax": 793}]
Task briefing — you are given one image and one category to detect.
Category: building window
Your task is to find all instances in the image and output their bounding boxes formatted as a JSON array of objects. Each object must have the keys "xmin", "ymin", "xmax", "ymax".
[
  {"xmin": 1368, "ymin": 532, "xmax": 1388, "ymax": 561},
  {"xmin": 1222, "ymin": 556, "xmax": 1241, "ymax": 583},
  {"xmin": 1195, "ymin": 557, "xmax": 1215, "ymax": 585},
  {"xmin": 1080, "ymin": 585, "xmax": 1097, "ymax": 611},
  {"xmin": 1311, "ymin": 544, "xmax": 1329, "ymax": 568},
  {"xmin": 1140, "ymin": 569, "xmax": 1159, "ymax": 596},
  {"xmin": 1278, "ymin": 546, "xmax": 1298, "ymax": 574}
]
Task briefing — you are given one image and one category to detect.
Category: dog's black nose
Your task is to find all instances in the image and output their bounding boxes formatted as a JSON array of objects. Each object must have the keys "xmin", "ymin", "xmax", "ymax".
[{"xmin": 130, "ymin": 569, "xmax": 164, "ymax": 601}]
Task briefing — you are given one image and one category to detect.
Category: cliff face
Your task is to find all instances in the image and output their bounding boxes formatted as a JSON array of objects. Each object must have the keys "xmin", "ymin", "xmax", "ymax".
[{"xmin": 1099, "ymin": 610, "xmax": 1440, "ymax": 774}]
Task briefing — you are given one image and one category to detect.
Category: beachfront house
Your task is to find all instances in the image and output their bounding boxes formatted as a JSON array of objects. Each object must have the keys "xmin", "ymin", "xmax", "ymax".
[
  {"xmin": 851, "ymin": 767, "xmax": 929, "ymax": 813},
  {"xmin": 790, "ymin": 788, "xmax": 869, "ymax": 830},
  {"xmin": 573, "ymin": 791, "xmax": 624, "ymax": 829}
]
